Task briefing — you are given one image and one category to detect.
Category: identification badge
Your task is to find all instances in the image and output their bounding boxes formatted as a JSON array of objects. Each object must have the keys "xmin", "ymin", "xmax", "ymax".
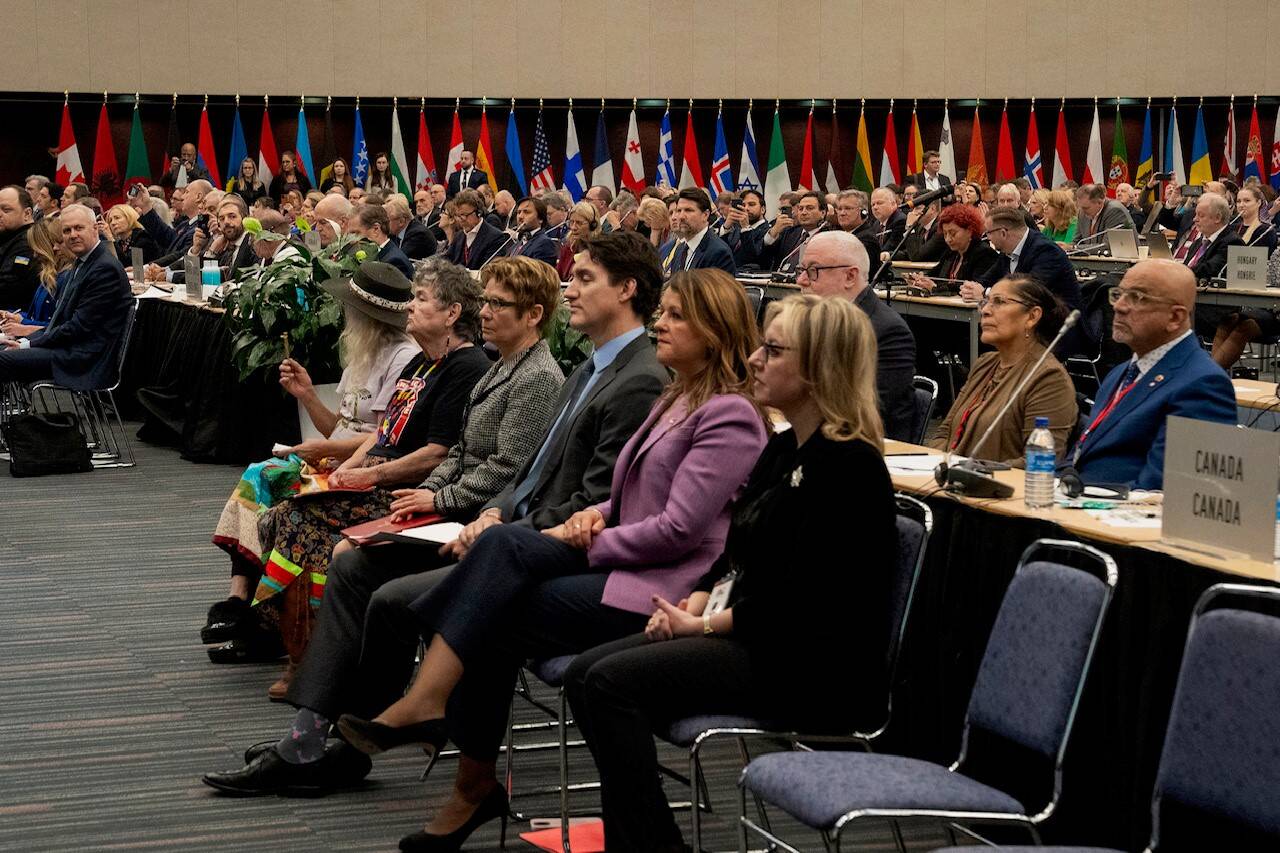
[
  {"xmin": 706, "ymin": 574, "xmax": 735, "ymax": 615},
  {"xmin": 14, "ymin": 256, "xmax": 29, "ymax": 265}
]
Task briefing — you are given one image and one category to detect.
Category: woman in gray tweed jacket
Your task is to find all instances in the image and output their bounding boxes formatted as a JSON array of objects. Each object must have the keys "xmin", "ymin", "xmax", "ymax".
[{"xmin": 386, "ymin": 256, "xmax": 565, "ymax": 520}]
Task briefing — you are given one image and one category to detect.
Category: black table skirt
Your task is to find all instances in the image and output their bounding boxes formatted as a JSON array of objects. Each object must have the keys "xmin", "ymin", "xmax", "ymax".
[
  {"xmin": 118, "ymin": 299, "xmax": 303, "ymax": 464},
  {"xmin": 882, "ymin": 495, "xmax": 1271, "ymax": 849}
]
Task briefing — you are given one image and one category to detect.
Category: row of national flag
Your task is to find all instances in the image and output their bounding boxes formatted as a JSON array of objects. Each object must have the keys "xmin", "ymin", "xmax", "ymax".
[{"xmin": 53, "ymin": 97, "xmax": 1280, "ymax": 211}]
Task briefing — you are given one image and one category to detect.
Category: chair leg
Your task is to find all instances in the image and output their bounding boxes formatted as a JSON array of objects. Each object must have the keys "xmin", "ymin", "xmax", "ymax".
[
  {"xmin": 735, "ymin": 737, "xmax": 774, "ymax": 843},
  {"xmin": 558, "ymin": 687, "xmax": 571, "ymax": 853}
]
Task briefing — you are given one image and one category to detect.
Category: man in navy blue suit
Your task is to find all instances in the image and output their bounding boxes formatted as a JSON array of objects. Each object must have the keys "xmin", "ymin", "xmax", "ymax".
[
  {"xmin": 447, "ymin": 189, "xmax": 510, "ymax": 270},
  {"xmin": 1071, "ymin": 260, "xmax": 1236, "ymax": 490},
  {"xmin": 657, "ymin": 188, "xmax": 736, "ymax": 280},
  {"xmin": 975, "ymin": 206, "xmax": 1080, "ymax": 309},
  {"xmin": 445, "ymin": 151, "xmax": 488, "ymax": 199},
  {"xmin": 511, "ymin": 196, "xmax": 558, "ymax": 269},
  {"xmin": 0, "ymin": 204, "xmax": 131, "ymax": 389}
]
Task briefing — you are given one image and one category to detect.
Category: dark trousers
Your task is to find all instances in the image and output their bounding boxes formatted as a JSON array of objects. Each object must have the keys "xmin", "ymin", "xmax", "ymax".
[
  {"xmin": 442, "ymin": 571, "xmax": 647, "ymax": 761},
  {"xmin": 0, "ymin": 347, "xmax": 54, "ymax": 383},
  {"xmin": 285, "ymin": 542, "xmax": 451, "ymax": 720},
  {"xmin": 564, "ymin": 634, "xmax": 761, "ymax": 853}
]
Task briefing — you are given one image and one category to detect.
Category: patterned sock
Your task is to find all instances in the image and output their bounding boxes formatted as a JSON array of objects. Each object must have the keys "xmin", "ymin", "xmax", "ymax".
[{"xmin": 274, "ymin": 708, "xmax": 330, "ymax": 764}]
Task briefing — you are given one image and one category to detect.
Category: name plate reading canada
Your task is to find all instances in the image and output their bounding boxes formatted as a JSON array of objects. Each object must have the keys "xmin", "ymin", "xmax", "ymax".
[{"xmin": 1162, "ymin": 415, "xmax": 1280, "ymax": 561}]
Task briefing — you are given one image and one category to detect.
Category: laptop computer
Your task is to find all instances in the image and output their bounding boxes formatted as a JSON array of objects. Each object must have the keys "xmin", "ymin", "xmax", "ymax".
[
  {"xmin": 1107, "ymin": 230, "xmax": 1139, "ymax": 259},
  {"xmin": 1146, "ymin": 232, "xmax": 1174, "ymax": 259}
]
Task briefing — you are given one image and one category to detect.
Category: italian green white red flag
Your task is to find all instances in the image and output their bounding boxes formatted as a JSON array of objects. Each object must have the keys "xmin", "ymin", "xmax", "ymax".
[
  {"xmin": 389, "ymin": 100, "xmax": 413, "ymax": 197},
  {"xmin": 763, "ymin": 107, "xmax": 791, "ymax": 215}
]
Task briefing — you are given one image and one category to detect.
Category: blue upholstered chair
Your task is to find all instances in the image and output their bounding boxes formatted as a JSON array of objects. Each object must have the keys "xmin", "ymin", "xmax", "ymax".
[
  {"xmin": 740, "ymin": 539, "xmax": 1118, "ymax": 853},
  {"xmin": 928, "ymin": 582, "xmax": 1280, "ymax": 853}
]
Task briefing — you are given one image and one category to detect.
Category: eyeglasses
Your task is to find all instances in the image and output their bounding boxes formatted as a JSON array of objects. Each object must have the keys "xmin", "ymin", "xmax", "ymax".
[
  {"xmin": 758, "ymin": 341, "xmax": 793, "ymax": 362},
  {"xmin": 454, "ymin": 208, "xmax": 478, "ymax": 220},
  {"xmin": 1108, "ymin": 286, "xmax": 1175, "ymax": 308},
  {"xmin": 482, "ymin": 295, "xmax": 520, "ymax": 311},
  {"xmin": 798, "ymin": 263, "xmax": 851, "ymax": 279},
  {"xmin": 978, "ymin": 295, "xmax": 1031, "ymax": 310}
]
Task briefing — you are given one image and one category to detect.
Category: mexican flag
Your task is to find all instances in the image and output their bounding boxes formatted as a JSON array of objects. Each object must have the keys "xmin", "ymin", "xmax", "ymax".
[{"xmin": 763, "ymin": 109, "xmax": 791, "ymax": 215}]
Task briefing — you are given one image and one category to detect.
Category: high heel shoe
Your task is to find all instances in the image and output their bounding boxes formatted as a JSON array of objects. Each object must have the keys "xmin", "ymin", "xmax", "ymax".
[
  {"xmin": 398, "ymin": 785, "xmax": 510, "ymax": 852},
  {"xmin": 335, "ymin": 714, "xmax": 448, "ymax": 756}
]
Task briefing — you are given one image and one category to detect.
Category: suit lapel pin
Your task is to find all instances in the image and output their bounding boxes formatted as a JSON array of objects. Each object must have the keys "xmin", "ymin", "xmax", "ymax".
[{"xmin": 790, "ymin": 466, "xmax": 804, "ymax": 488}]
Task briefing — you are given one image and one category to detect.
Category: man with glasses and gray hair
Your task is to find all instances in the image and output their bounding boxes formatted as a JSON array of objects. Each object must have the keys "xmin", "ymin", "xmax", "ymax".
[
  {"xmin": 1071, "ymin": 259, "xmax": 1235, "ymax": 490},
  {"xmin": 793, "ymin": 230, "xmax": 917, "ymax": 440}
]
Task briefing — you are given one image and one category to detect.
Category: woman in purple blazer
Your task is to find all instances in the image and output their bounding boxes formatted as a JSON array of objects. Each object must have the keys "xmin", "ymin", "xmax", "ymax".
[{"xmin": 336, "ymin": 269, "xmax": 770, "ymax": 852}]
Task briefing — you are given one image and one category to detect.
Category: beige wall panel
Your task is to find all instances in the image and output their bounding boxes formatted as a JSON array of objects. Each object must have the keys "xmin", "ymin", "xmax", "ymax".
[
  {"xmin": 941, "ymin": 0, "xmax": 985, "ymax": 97},
  {"xmin": 37, "ymin": 0, "xmax": 91, "ymax": 93},
  {"xmin": 513, "ymin": 3, "xmax": 562, "ymax": 98},
  {"xmin": 982, "ymin": 2, "xmax": 1026, "ymax": 98},
  {"xmin": 604, "ymin": 1, "xmax": 651, "ymax": 98},
  {"xmin": 649, "ymin": 0, "xmax": 693, "ymax": 101},
  {"xmin": 689, "ymin": 0, "xmax": 734, "ymax": 99},
  {"xmin": 381, "ymin": 0, "xmax": 430, "ymax": 95},
  {"xmin": 776, "ymin": 4, "xmax": 817, "ymax": 98},
  {"xmin": 818, "ymin": 1, "xmax": 862, "ymax": 98},
  {"xmin": 2, "ymin": 1, "xmax": 1277, "ymax": 99},
  {"xmin": 858, "ymin": 1, "xmax": 905, "ymax": 100},
  {"xmin": 900, "ymin": 0, "xmax": 946, "ymax": 99},
  {"xmin": 424, "ymin": 0, "xmax": 470, "ymax": 97},
  {"xmin": 733, "ymin": 0, "xmax": 779, "ymax": 99}
]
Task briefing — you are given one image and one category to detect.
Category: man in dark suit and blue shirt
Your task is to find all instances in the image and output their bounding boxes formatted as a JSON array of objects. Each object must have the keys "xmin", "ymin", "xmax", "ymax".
[
  {"xmin": 512, "ymin": 196, "xmax": 559, "ymax": 268},
  {"xmin": 201, "ymin": 230, "xmax": 670, "ymax": 795},
  {"xmin": 346, "ymin": 203, "xmax": 414, "ymax": 279},
  {"xmin": 1071, "ymin": 260, "xmax": 1236, "ymax": 490},
  {"xmin": 446, "ymin": 151, "xmax": 488, "ymax": 199},
  {"xmin": 761, "ymin": 190, "xmax": 830, "ymax": 273},
  {"xmin": 0, "ymin": 204, "xmax": 131, "ymax": 389},
  {"xmin": 385, "ymin": 196, "xmax": 437, "ymax": 260},
  {"xmin": 657, "ymin": 188, "xmax": 737, "ymax": 279}
]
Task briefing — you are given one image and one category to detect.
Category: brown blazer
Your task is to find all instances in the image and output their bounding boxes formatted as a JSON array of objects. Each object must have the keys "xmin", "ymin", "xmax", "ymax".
[{"xmin": 928, "ymin": 344, "xmax": 1078, "ymax": 466}]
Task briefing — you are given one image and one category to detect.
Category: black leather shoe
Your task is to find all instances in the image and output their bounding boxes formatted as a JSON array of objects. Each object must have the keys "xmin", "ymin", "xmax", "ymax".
[
  {"xmin": 206, "ymin": 634, "xmax": 285, "ymax": 664},
  {"xmin": 201, "ymin": 597, "xmax": 250, "ymax": 644},
  {"xmin": 243, "ymin": 740, "xmax": 276, "ymax": 765},
  {"xmin": 399, "ymin": 784, "xmax": 509, "ymax": 852},
  {"xmin": 201, "ymin": 744, "xmax": 371, "ymax": 797},
  {"xmin": 336, "ymin": 714, "xmax": 448, "ymax": 756}
]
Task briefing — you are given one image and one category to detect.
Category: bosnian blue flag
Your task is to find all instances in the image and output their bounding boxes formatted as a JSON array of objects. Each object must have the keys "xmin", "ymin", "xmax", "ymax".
[
  {"xmin": 225, "ymin": 107, "xmax": 248, "ymax": 192},
  {"xmin": 351, "ymin": 106, "xmax": 369, "ymax": 185},
  {"xmin": 656, "ymin": 110, "xmax": 677, "ymax": 187},
  {"xmin": 709, "ymin": 112, "xmax": 734, "ymax": 195}
]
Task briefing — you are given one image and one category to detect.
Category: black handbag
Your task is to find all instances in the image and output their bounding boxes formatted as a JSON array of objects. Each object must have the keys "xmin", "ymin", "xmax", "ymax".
[{"xmin": 1, "ymin": 411, "xmax": 94, "ymax": 477}]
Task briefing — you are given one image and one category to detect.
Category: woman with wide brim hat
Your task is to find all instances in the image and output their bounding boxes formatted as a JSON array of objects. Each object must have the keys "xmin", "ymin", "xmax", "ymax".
[{"xmin": 207, "ymin": 259, "xmax": 421, "ymax": 679}]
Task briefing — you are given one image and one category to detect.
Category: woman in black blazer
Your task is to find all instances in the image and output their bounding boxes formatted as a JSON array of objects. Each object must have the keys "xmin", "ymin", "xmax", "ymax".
[
  {"xmin": 1206, "ymin": 185, "xmax": 1279, "ymax": 369},
  {"xmin": 902, "ymin": 202, "xmax": 998, "ymax": 294},
  {"xmin": 563, "ymin": 295, "xmax": 898, "ymax": 853},
  {"xmin": 1235, "ymin": 185, "xmax": 1277, "ymax": 255}
]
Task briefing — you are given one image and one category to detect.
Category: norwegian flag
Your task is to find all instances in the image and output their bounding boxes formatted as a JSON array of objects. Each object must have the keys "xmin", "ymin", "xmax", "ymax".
[
  {"xmin": 1023, "ymin": 103, "xmax": 1043, "ymax": 188},
  {"xmin": 529, "ymin": 110, "xmax": 555, "ymax": 194}
]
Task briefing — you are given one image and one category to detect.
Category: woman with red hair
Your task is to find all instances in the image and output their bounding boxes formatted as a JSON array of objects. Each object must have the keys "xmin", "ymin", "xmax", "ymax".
[{"xmin": 903, "ymin": 202, "xmax": 999, "ymax": 294}]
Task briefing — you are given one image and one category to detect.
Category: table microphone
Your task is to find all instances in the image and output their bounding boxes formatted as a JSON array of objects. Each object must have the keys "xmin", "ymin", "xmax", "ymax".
[
  {"xmin": 1067, "ymin": 225, "xmax": 1130, "ymax": 255},
  {"xmin": 934, "ymin": 308, "xmax": 1082, "ymax": 498}
]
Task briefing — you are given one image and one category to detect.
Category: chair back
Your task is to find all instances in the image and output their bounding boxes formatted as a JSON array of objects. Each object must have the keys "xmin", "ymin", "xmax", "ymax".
[
  {"xmin": 742, "ymin": 285, "xmax": 765, "ymax": 322},
  {"xmin": 101, "ymin": 297, "xmax": 140, "ymax": 393},
  {"xmin": 1150, "ymin": 584, "xmax": 1280, "ymax": 846},
  {"xmin": 908, "ymin": 375, "xmax": 938, "ymax": 445},
  {"xmin": 964, "ymin": 539, "xmax": 1116, "ymax": 772}
]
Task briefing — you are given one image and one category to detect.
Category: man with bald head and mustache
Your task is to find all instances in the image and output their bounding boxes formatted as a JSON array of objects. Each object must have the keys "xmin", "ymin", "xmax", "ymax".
[
  {"xmin": 1070, "ymin": 260, "xmax": 1236, "ymax": 490},
  {"xmin": 0, "ymin": 204, "xmax": 131, "ymax": 388}
]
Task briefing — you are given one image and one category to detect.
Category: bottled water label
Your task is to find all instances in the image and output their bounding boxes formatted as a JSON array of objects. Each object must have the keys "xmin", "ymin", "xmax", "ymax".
[{"xmin": 1026, "ymin": 449, "xmax": 1056, "ymax": 473}]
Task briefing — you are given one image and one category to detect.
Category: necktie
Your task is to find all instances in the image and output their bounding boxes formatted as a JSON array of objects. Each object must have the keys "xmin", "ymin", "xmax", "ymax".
[
  {"xmin": 508, "ymin": 358, "xmax": 597, "ymax": 518},
  {"xmin": 1187, "ymin": 238, "xmax": 1209, "ymax": 268},
  {"xmin": 1174, "ymin": 228, "xmax": 1200, "ymax": 260},
  {"xmin": 672, "ymin": 241, "xmax": 689, "ymax": 273}
]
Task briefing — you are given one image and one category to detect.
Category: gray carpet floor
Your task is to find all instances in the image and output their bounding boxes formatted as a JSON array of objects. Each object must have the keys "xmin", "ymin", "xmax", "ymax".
[{"xmin": 0, "ymin": 428, "xmax": 957, "ymax": 852}]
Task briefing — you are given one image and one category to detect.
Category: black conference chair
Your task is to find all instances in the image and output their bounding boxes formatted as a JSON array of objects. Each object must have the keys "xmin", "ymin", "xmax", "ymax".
[
  {"xmin": 928, "ymin": 582, "xmax": 1280, "ymax": 853},
  {"xmin": 740, "ymin": 539, "xmax": 1117, "ymax": 853},
  {"xmin": 909, "ymin": 375, "xmax": 939, "ymax": 445}
]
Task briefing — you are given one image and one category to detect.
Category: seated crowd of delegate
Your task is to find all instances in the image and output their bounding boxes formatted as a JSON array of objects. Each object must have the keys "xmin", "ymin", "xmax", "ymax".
[{"xmin": 0, "ymin": 144, "xmax": 1258, "ymax": 851}]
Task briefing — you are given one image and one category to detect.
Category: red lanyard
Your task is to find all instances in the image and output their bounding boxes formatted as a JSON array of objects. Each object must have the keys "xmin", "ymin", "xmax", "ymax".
[{"xmin": 1076, "ymin": 375, "xmax": 1138, "ymax": 448}]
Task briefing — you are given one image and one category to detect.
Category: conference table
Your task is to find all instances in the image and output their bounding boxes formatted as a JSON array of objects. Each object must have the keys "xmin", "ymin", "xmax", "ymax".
[
  {"xmin": 1235, "ymin": 377, "xmax": 1280, "ymax": 430},
  {"xmin": 877, "ymin": 439, "xmax": 1276, "ymax": 849},
  {"xmin": 118, "ymin": 293, "xmax": 305, "ymax": 464}
]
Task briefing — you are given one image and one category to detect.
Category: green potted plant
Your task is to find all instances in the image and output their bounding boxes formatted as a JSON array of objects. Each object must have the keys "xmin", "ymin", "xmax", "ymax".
[{"xmin": 222, "ymin": 228, "xmax": 375, "ymax": 383}]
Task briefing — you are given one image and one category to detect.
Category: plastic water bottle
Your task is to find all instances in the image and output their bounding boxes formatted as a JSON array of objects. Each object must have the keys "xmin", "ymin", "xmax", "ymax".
[
  {"xmin": 1273, "ymin": 495, "xmax": 1280, "ymax": 562},
  {"xmin": 1024, "ymin": 416, "xmax": 1056, "ymax": 508}
]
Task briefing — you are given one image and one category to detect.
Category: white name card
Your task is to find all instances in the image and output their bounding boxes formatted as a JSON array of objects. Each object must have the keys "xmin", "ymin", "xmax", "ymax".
[
  {"xmin": 1226, "ymin": 245, "xmax": 1270, "ymax": 290},
  {"xmin": 1162, "ymin": 415, "xmax": 1280, "ymax": 561}
]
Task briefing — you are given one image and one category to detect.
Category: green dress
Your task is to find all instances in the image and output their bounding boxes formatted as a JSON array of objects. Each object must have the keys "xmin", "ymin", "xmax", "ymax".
[{"xmin": 1042, "ymin": 218, "xmax": 1078, "ymax": 244}]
